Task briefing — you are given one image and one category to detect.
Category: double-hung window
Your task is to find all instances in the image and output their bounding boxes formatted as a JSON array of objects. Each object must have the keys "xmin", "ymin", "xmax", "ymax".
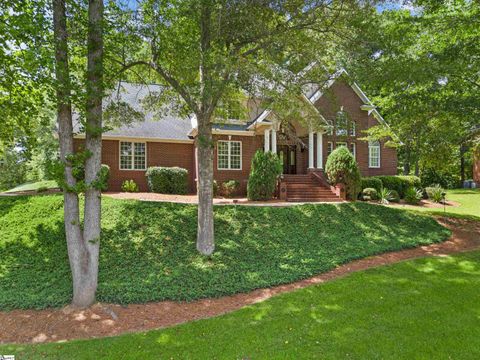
[
  {"xmin": 217, "ymin": 140, "xmax": 242, "ymax": 170},
  {"xmin": 120, "ymin": 141, "xmax": 146, "ymax": 170},
  {"xmin": 368, "ymin": 141, "xmax": 381, "ymax": 168},
  {"xmin": 350, "ymin": 142, "xmax": 356, "ymax": 159},
  {"xmin": 327, "ymin": 142, "xmax": 333, "ymax": 157}
]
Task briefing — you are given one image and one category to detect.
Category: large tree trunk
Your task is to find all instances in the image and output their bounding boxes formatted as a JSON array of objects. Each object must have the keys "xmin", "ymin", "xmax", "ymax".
[
  {"xmin": 52, "ymin": 0, "xmax": 90, "ymax": 307},
  {"xmin": 196, "ymin": 114, "xmax": 215, "ymax": 255},
  {"xmin": 78, "ymin": 0, "xmax": 104, "ymax": 307}
]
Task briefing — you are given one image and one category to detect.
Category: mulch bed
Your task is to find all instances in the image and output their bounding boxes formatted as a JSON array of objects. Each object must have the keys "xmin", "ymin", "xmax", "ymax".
[{"xmin": 0, "ymin": 217, "xmax": 478, "ymax": 345}]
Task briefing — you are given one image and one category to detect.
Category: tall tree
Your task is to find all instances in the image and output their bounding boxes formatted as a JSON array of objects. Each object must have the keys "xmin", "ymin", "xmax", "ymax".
[
  {"xmin": 52, "ymin": 0, "xmax": 104, "ymax": 308},
  {"xmin": 115, "ymin": 0, "xmax": 375, "ymax": 254}
]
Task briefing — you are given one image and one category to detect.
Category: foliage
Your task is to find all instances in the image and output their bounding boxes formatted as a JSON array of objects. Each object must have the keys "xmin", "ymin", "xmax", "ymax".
[
  {"xmin": 213, "ymin": 180, "xmax": 218, "ymax": 197},
  {"xmin": 420, "ymin": 167, "xmax": 460, "ymax": 189},
  {"xmin": 0, "ymin": 195, "xmax": 450, "ymax": 310},
  {"xmin": 3, "ymin": 180, "xmax": 58, "ymax": 194},
  {"xmin": 0, "ymin": 147, "xmax": 27, "ymax": 191},
  {"xmin": 146, "ymin": 167, "xmax": 188, "ymax": 195},
  {"xmin": 5, "ymin": 250, "xmax": 480, "ymax": 359},
  {"xmin": 404, "ymin": 187, "xmax": 423, "ymax": 205},
  {"xmin": 378, "ymin": 188, "xmax": 393, "ymax": 205},
  {"xmin": 425, "ymin": 184, "xmax": 445, "ymax": 203},
  {"xmin": 325, "ymin": 147, "xmax": 361, "ymax": 200},
  {"xmin": 221, "ymin": 180, "xmax": 240, "ymax": 198},
  {"xmin": 361, "ymin": 177, "xmax": 383, "ymax": 193},
  {"xmin": 247, "ymin": 151, "xmax": 282, "ymax": 201},
  {"xmin": 375, "ymin": 175, "xmax": 421, "ymax": 198},
  {"xmin": 388, "ymin": 189, "xmax": 400, "ymax": 203},
  {"xmin": 121, "ymin": 180, "xmax": 139, "ymax": 193},
  {"xmin": 362, "ymin": 188, "xmax": 378, "ymax": 201}
]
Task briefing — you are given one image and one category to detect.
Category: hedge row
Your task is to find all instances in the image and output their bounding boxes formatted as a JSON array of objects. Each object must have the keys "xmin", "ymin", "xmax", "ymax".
[
  {"xmin": 361, "ymin": 175, "xmax": 421, "ymax": 198},
  {"xmin": 146, "ymin": 166, "xmax": 188, "ymax": 194}
]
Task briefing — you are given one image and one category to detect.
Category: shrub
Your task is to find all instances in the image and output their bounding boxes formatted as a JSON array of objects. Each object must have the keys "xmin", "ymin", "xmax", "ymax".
[
  {"xmin": 221, "ymin": 180, "xmax": 240, "ymax": 197},
  {"xmin": 378, "ymin": 187, "xmax": 393, "ymax": 205},
  {"xmin": 97, "ymin": 164, "xmax": 110, "ymax": 191},
  {"xmin": 376, "ymin": 175, "xmax": 421, "ymax": 198},
  {"xmin": 36, "ymin": 186, "xmax": 49, "ymax": 193},
  {"xmin": 420, "ymin": 167, "xmax": 460, "ymax": 189},
  {"xmin": 325, "ymin": 147, "xmax": 361, "ymax": 200},
  {"xmin": 362, "ymin": 188, "xmax": 378, "ymax": 201},
  {"xmin": 404, "ymin": 187, "xmax": 423, "ymax": 205},
  {"xmin": 213, "ymin": 180, "xmax": 219, "ymax": 197},
  {"xmin": 247, "ymin": 151, "xmax": 282, "ymax": 201},
  {"xmin": 121, "ymin": 180, "xmax": 139, "ymax": 193},
  {"xmin": 388, "ymin": 189, "xmax": 400, "ymax": 203},
  {"xmin": 361, "ymin": 177, "xmax": 383, "ymax": 193},
  {"xmin": 425, "ymin": 184, "xmax": 444, "ymax": 203},
  {"xmin": 146, "ymin": 166, "xmax": 188, "ymax": 194}
]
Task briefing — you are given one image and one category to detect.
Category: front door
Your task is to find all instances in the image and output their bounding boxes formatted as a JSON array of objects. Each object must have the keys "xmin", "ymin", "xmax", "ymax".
[{"xmin": 278, "ymin": 145, "xmax": 296, "ymax": 174}]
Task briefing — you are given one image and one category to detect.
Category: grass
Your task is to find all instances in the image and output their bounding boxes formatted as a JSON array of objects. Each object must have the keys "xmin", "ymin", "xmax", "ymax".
[
  {"xmin": 392, "ymin": 188, "xmax": 480, "ymax": 220},
  {"xmin": 0, "ymin": 195, "xmax": 450, "ymax": 310},
  {"xmin": 2, "ymin": 180, "xmax": 58, "ymax": 193},
  {"xmin": 3, "ymin": 250, "xmax": 480, "ymax": 359}
]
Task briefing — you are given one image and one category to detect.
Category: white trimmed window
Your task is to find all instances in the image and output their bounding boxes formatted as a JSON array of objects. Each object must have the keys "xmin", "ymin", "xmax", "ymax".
[
  {"xmin": 350, "ymin": 121, "xmax": 356, "ymax": 136},
  {"xmin": 120, "ymin": 141, "xmax": 146, "ymax": 170},
  {"xmin": 327, "ymin": 142, "xmax": 333, "ymax": 156},
  {"xmin": 368, "ymin": 141, "xmax": 381, "ymax": 168},
  {"xmin": 217, "ymin": 140, "xmax": 242, "ymax": 170},
  {"xmin": 336, "ymin": 111, "xmax": 348, "ymax": 136},
  {"xmin": 350, "ymin": 142, "xmax": 356, "ymax": 159}
]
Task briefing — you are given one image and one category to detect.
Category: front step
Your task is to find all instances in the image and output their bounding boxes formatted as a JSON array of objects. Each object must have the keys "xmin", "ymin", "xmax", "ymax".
[{"xmin": 282, "ymin": 174, "xmax": 340, "ymax": 202}]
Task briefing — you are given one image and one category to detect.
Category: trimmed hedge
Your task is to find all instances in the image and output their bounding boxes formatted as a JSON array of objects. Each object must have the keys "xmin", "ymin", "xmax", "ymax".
[
  {"xmin": 361, "ymin": 177, "xmax": 383, "ymax": 193},
  {"xmin": 247, "ymin": 151, "xmax": 282, "ymax": 201},
  {"xmin": 325, "ymin": 147, "xmax": 361, "ymax": 200},
  {"xmin": 360, "ymin": 175, "xmax": 422, "ymax": 199},
  {"xmin": 146, "ymin": 166, "xmax": 188, "ymax": 194}
]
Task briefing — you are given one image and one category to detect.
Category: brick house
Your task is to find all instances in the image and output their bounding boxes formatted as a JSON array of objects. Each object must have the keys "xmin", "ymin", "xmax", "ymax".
[{"xmin": 75, "ymin": 70, "xmax": 397, "ymax": 201}]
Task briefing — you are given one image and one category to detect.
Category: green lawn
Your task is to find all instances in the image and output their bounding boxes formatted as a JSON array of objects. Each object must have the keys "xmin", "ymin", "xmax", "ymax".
[
  {"xmin": 2, "ymin": 180, "xmax": 58, "ymax": 193},
  {"xmin": 3, "ymin": 250, "xmax": 480, "ymax": 359},
  {"xmin": 392, "ymin": 188, "xmax": 480, "ymax": 220},
  {"xmin": 0, "ymin": 195, "xmax": 450, "ymax": 310}
]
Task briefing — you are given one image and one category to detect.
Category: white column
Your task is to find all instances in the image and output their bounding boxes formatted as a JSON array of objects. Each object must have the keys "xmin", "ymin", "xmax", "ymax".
[
  {"xmin": 316, "ymin": 132, "xmax": 323, "ymax": 169},
  {"xmin": 308, "ymin": 131, "xmax": 314, "ymax": 169},
  {"xmin": 264, "ymin": 129, "xmax": 271, "ymax": 152},
  {"xmin": 271, "ymin": 128, "xmax": 277, "ymax": 154}
]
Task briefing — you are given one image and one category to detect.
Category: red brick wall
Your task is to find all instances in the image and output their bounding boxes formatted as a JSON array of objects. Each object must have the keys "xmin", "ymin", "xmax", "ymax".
[
  {"xmin": 474, "ymin": 146, "xmax": 480, "ymax": 183},
  {"xmin": 210, "ymin": 134, "xmax": 263, "ymax": 195},
  {"xmin": 74, "ymin": 139, "xmax": 195, "ymax": 192},
  {"xmin": 314, "ymin": 80, "xmax": 398, "ymax": 176}
]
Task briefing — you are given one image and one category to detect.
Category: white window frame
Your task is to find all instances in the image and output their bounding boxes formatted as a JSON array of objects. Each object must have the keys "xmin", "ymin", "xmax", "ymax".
[
  {"xmin": 217, "ymin": 140, "xmax": 242, "ymax": 170},
  {"xmin": 368, "ymin": 141, "xmax": 381, "ymax": 168},
  {"xmin": 350, "ymin": 142, "xmax": 356, "ymax": 159},
  {"xmin": 327, "ymin": 142, "xmax": 333, "ymax": 156},
  {"xmin": 119, "ymin": 141, "xmax": 147, "ymax": 171}
]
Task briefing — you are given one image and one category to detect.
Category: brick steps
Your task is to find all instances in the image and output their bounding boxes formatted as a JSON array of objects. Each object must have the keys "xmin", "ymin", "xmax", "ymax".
[{"xmin": 283, "ymin": 174, "xmax": 340, "ymax": 202}]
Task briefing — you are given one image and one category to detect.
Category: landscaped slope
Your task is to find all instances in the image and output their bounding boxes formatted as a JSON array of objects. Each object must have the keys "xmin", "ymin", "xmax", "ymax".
[
  {"xmin": 0, "ymin": 195, "xmax": 450, "ymax": 310},
  {"xmin": 2, "ymin": 251, "xmax": 479, "ymax": 359}
]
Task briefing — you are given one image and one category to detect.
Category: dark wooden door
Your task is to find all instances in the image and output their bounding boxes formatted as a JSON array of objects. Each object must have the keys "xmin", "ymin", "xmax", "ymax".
[{"xmin": 278, "ymin": 145, "xmax": 296, "ymax": 174}]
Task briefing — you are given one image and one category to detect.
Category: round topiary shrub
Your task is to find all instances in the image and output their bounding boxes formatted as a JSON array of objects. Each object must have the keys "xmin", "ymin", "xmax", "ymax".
[
  {"xmin": 362, "ymin": 187, "xmax": 378, "ymax": 201},
  {"xmin": 247, "ymin": 150, "xmax": 282, "ymax": 201},
  {"xmin": 325, "ymin": 146, "xmax": 361, "ymax": 200},
  {"xmin": 146, "ymin": 166, "xmax": 188, "ymax": 194}
]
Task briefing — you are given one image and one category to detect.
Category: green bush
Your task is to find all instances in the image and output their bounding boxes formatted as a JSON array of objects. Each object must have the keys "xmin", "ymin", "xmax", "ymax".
[
  {"xmin": 221, "ymin": 180, "xmax": 240, "ymax": 198},
  {"xmin": 325, "ymin": 147, "xmax": 361, "ymax": 200},
  {"xmin": 121, "ymin": 180, "xmax": 139, "ymax": 193},
  {"xmin": 97, "ymin": 164, "xmax": 110, "ymax": 191},
  {"xmin": 146, "ymin": 167, "xmax": 188, "ymax": 194},
  {"xmin": 404, "ymin": 187, "xmax": 423, "ymax": 205},
  {"xmin": 420, "ymin": 167, "xmax": 460, "ymax": 189},
  {"xmin": 425, "ymin": 184, "xmax": 444, "ymax": 203},
  {"xmin": 376, "ymin": 175, "xmax": 421, "ymax": 198},
  {"xmin": 361, "ymin": 177, "xmax": 383, "ymax": 193},
  {"xmin": 362, "ymin": 188, "xmax": 378, "ymax": 201},
  {"xmin": 378, "ymin": 188, "xmax": 393, "ymax": 205},
  {"xmin": 388, "ymin": 189, "xmax": 400, "ymax": 203},
  {"xmin": 247, "ymin": 151, "xmax": 282, "ymax": 201}
]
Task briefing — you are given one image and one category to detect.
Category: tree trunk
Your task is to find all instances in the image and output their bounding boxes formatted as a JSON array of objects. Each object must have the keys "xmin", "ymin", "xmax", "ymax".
[
  {"xmin": 78, "ymin": 0, "xmax": 104, "ymax": 307},
  {"xmin": 52, "ymin": 0, "xmax": 92, "ymax": 308},
  {"xmin": 196, "ymin": 114, "xmax": 215, "ymax": 255}
]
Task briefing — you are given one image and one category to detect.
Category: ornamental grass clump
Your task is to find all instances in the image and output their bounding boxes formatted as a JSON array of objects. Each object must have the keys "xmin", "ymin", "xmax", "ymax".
[
  {"xmin": 325, "ymin": 147, "xmax": 361, "ymax": 200},
  {"xmin": 247, "ymin": 151, "xmax": 282, "ymax": 201}
]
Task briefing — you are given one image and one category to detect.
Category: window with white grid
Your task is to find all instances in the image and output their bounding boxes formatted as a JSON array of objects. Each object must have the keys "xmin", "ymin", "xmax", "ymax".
[
  {"xmin": 120, "ymin": 141, "xmax": 146, "ymax": 170},
  {"xmin": 217, "ymin": 140, "xmax": 242, "ymax": 170},
  {"xmin": 369, "ymin": 141, "xmax": 381, "ymax": 168},
  {"xmin": 350, "ymin": 142, "xmax": 356, "ymax": 159},
  {"xmin": 327, "ymin": 142, "xmax": 333, "ymax": 156}
]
